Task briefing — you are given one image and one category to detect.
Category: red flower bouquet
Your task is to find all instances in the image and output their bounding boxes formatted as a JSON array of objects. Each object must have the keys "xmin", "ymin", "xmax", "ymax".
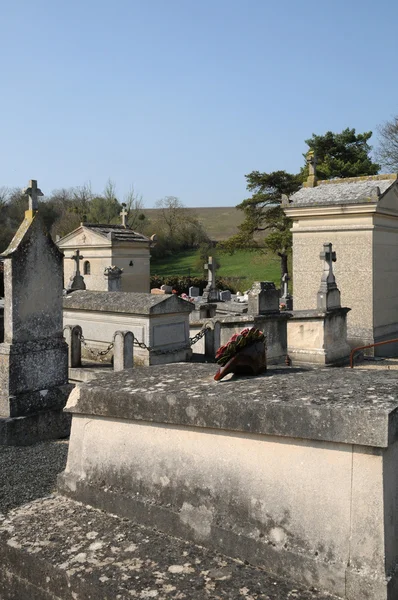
[{"xmin": 215, "ymin": 327, "xmax": 266, "ymax": 367}]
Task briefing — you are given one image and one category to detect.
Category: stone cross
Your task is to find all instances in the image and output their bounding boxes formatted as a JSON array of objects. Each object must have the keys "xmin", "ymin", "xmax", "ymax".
[
  {"xmin": 23, "ymin": 179, "xmax": 44, "ymax": 211},
  {"xmin": 120, "ymin": 205, "xmax": 128, "ymax": 228},
  {"xmin": 202, "ymin": 256, "xmax": 219, "ymax": 302},
  {"xmin": 282, "ymin": 273, "xmax": 290, "ymax": 297},
  {"xmin": 319, "ymin": 243, "xmax": 336, "ymax": 289},
  {"xmin": 70, "ymin": 249, "xmax": 84, "ymax": 276},
  {"xmin": 204, "ymin": 256, "xmax": 216, "ymax": 287},
  {"xmin": 317, "ymin": 242, "xmax": 340, "ymax": 310}
]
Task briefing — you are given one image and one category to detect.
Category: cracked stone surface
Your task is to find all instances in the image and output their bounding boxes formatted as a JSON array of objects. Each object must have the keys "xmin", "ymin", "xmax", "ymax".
[{"xmin": 0, "ymin": 495, "xmax": 340, "ymax": 599}]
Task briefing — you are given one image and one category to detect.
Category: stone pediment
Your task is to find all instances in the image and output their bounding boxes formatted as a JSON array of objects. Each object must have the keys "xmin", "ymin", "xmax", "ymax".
[{"xmin": 57, "ymin": 227, "xmax": 111, "ymax": 249}]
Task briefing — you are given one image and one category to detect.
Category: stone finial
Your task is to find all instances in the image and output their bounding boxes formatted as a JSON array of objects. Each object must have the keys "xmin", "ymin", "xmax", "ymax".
[
  {"xmin": 317, "ymin": 243, "xmax": 341, "ymax": 310},
  {"xmin": 303, "ymin": 151, "xmax": 317, "ymax": 188},
  {"xmin": 22, "ymin": 179, "xmax": 44, "ymax": 216},
  {"xmin": 120, "ymin": 204, "xmax": 128, "ymax": 228}
]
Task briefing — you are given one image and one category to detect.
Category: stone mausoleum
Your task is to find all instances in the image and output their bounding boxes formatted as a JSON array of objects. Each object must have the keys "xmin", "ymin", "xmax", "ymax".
[
  {"xmin": 58, "ymin": 223, "xmax": 154, "ymax": 293},
  {"xmin": 285, "ymin": 172, "xmax": 398, "ymax": 353}
]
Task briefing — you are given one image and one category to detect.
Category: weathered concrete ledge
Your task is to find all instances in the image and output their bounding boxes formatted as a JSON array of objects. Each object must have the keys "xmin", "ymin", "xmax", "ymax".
[
  {"xmin": 0, "ymin": 495, "xmax": 339, "ymax": 600},
  {"xmin": 65, "ymin": 364, "xmax": 398, "ymax": 448}
]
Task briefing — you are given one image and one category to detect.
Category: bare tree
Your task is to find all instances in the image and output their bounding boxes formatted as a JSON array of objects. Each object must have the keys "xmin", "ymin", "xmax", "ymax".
[
  {"xmin": 376, "ymin": 116, "xmax": 398, "ymax": 171},
  {"xmin": 124, "ymin": 184, "xmax": 146, "ymax": 230}
]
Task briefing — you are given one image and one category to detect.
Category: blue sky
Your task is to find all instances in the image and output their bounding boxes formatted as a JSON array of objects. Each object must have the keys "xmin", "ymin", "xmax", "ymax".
[{"xmin": 1, "ymin": 0, "xmax": 397, "ymax": 207}]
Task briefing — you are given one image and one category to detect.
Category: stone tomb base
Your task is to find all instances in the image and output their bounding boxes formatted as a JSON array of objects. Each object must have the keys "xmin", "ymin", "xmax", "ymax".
[
  {"xmin": 3, "ymin": 364, "xmax": 398, "ymax": 599},
  {"xmin": 0, "ymin": 495, "xmax": 338, "ymax": 600},
  {"xmin": 52, "ymin": 364, "xmax": 398, "ymax": 600}
]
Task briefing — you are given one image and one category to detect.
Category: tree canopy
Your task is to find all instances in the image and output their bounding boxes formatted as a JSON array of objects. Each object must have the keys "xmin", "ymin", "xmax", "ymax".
[
  {"xmin": 303, "ymin": 128, "xmax": 379, "ymax": 180},
  {"xmin": 223, "ymin": 128, "xmax": 380, "ymax": 280}
]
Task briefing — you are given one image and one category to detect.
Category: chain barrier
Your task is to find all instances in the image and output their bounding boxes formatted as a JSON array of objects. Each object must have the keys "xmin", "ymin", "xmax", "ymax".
[
  {"xmin": 131, "ymin": 325, "xmax": 210, "ymax": 356},
  {"xmin": 79, "ymin": 332, "xmax": 114, "ymax": 360},
  {"xmin": 63, "ymin": 324, "xmax": 210, "ymax": 358}
]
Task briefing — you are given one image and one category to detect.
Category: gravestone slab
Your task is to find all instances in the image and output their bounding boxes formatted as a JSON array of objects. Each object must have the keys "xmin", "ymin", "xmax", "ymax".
[
  {"xmin": 0, "ymin": 183, "xmax": 72, "ymax": 444},
  {"xmin": 248, "ymin": 281, "xmax": 279, "ymax": 314},
  {"xmin": 189, "ymin": 286, "xmax": 200, "ymax": 297},
  {"xmin": 220, "ymin": 290, "xmax": 232, "ymax": 301}
]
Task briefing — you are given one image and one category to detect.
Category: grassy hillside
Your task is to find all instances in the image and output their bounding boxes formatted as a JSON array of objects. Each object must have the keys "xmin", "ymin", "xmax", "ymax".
[
  {"xmin": 151, "ymin": 248, "xmax": 281, "ymax": 292},
  {"xmin": 144, "ymin": 206, "xmax": 244, "ymax": 241}
]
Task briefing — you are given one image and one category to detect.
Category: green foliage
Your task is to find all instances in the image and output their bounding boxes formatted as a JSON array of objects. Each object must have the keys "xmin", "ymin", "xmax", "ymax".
[
  {"xmin": 223, "ymin": 128, "xmax": 380, "ymax": 281},
  {"xmin": 303, "ymin": 128, "xmax": 380, "ymax": 180},
  {"xmin": 221, "ymin": 171, "xmax": 302, "ymax": 279},
  {"xmin": 150, "ymin": 248, "xmax": 282, "ymax": 292}
]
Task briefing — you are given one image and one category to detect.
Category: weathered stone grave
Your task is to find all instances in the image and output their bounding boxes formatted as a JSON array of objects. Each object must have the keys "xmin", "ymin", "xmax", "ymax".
[
  {"xmin": 66, "ymin": 249, "xmax": 86, "ymax": 291},
  {"xmin": 287, "ymin": 243, "xmax": 351, "ymax": 365},
  {"xmin": 2, "ymin": 364, "xmax": 398, "ymax": 598},
  {"xmin": 285, "ymin": 165, "xmax": 398, "ymax": 353},
  {"xmin": 0, "ymin": 180, "xmax": 72, "ymax": 445},
  {"xmin": 63, "ymin": 290, "xmax": 195, "ymax": 366},
  {"xmin": 202, "ymin": 256, "xmax": 219, "ymax": 302}
]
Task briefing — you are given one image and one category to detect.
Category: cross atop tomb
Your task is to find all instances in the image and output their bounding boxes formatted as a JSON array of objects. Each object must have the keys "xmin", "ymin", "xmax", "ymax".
[
  {"xmin": 202, "ymin": 256, "xmax": 219, "ymax": 302},
  {"xmin": 120, "ymin": 204, "xmax": 128, "ymax": 228},
  {"xmin": 281, "ymin": 272, "xmax": 291, "ymax": 297},
  {"xmin": 70, "ymin": 249, "xmax": 84, "ymax": 276},
  {"xmin": 317, "ymin": 242, "xmax": 341, "ymax": 310},
  {"xmin": 204, "ymin": 256, "xmax": 216, "ymax": 287},
  {"xmin": 23, "ymin": 179, "xmax": 44, "ymax": 212},
  {"xmin": 320, "ymin": 243, "xmax": 336, "ymax": 287},
  {"xmin": 67, "ymin": 249, "xmax": 86, "ymax": 292}
]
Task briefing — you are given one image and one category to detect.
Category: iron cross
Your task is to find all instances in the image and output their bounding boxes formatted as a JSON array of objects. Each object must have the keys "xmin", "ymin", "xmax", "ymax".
[{"xmin": 23, "ymin": 179, "xmax": 44, "ymax": 211}]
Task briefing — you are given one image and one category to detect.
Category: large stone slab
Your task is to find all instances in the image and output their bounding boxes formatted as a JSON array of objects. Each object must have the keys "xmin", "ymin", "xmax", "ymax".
[
  {"xmin": 0, "ymin": 495, "xmax": 340, "ymax": 600},
  {"xmin": 58, "ymin": 365, "xmax": 398, "ymax": 599}
]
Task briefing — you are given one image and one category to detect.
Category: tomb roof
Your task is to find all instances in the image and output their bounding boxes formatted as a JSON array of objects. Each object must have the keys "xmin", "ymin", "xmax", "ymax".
[
  {"xmin": 57, "ymin": 223, "xmax": 152, "ymax": 247},
  {"xmin": 63, "ymin": 290, "xmax": 194, "ymax": 314},
  {"xmin": 289, "ymin": 173, "xmax": 397, "ymax": 207},
  {"xmin": 81, "ymin": 223, "xmax": 151, "ymax": 242}
]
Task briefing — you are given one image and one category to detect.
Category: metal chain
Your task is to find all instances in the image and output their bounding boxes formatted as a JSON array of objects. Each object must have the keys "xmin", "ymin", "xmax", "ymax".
[
  {"xmin": 79, "ymin": 332, "xmax": 114, "ymax": 359},
  {"xmin": 64, "ymin": 324, "xmax": 210, "ymax": 358},
  {"xmin": 132, "ymin": 325, "xmax": 210, "ymax": 356}
]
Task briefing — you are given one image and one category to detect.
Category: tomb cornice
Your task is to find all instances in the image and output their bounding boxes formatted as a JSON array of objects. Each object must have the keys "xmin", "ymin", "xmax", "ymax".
[
  {"xmin": 285, "ymin": 203, "xmax": 379, "ymax": 219},
  {"xmin": 66, "ymin": 364, "xmax": 398, "ymax": 448}
]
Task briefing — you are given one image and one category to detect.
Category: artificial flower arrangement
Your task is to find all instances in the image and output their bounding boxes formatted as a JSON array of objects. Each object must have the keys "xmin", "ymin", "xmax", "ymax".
[{"xmin": 215, "ymin": 327, "xmax": 266, "ymax": 367}]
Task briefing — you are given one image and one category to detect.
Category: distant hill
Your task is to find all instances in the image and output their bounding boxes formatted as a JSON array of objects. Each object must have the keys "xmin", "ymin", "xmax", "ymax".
[{"xmin": 143, "ymin": 206, "xmax": 244, "ymax": 241}]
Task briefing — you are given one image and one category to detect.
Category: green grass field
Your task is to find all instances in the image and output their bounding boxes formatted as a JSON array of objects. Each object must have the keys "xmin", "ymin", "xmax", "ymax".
[{"xmin": 151, "ymin": 249, "xmax": 282, "ymax": 292}]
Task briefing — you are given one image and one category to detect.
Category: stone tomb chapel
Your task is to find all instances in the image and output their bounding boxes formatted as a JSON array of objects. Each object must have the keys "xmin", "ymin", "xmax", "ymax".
[
  {"xmin": 57, "ymin": 219, "xmax": 154, "ymax": 293},
  {"xmin": 285, "ymin": 171, "xmax": 398, "ymax": 353}
]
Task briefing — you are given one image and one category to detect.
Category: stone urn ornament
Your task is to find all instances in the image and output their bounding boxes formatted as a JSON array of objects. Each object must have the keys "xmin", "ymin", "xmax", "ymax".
[{"xmin": 214, "ymin": 327, "xmax": 267, "ymax": 381}]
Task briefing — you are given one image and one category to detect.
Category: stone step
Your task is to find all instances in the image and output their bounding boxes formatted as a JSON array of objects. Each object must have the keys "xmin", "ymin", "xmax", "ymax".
[{"xmin": 0, "ymin": 495, "xmax": 340, "ymax": 600}]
